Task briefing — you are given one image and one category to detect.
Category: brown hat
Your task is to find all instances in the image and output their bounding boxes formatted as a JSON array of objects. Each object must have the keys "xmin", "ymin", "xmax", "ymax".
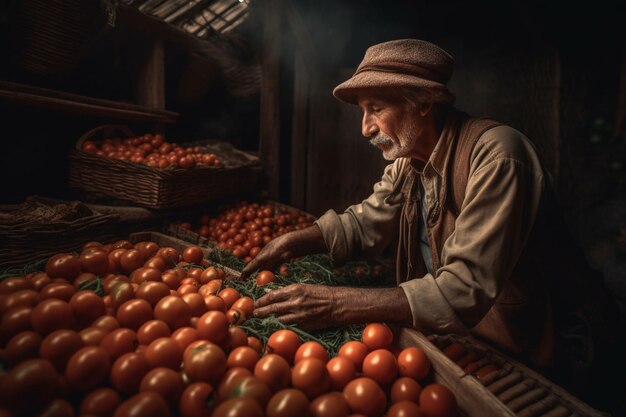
[{"xmin": 333, "ymin": 39, "xmax": 454, "ymax": 104}]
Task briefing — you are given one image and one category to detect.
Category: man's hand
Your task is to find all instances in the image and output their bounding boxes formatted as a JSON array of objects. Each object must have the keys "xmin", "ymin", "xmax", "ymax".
[{"xmin": 254, "ymin": 284, "xmax": 414, "ymax": 331}]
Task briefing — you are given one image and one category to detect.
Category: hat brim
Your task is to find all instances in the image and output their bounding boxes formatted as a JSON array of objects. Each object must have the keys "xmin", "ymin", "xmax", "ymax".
[{"xmin": 333, "ymin": 70, "xmax": 446, "ymax": 105}]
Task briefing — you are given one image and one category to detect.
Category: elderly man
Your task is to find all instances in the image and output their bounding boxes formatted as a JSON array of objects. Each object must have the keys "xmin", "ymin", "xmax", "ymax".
[{"xmin": 242, "ymin": 39, "xmax": 616, "ymax": 373}]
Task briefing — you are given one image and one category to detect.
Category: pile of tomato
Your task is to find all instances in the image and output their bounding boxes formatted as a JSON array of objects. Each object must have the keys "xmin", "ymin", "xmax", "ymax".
[
  {"xmin": 0, "ymin": 239, "xmax": 459, "ymax": 417},
  {"xmin": 174, "ymin": 201, "xmax": 316, "ymax": 262},
  {"xmin": 81, "ymin": 133, "xmax": 222, "ymax": 169}
]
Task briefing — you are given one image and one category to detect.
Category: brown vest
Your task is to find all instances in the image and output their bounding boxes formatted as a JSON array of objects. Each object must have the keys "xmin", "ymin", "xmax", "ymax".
[{"xmin": 396, "ymin": 113, "xmax": 555, "ymax": 367}]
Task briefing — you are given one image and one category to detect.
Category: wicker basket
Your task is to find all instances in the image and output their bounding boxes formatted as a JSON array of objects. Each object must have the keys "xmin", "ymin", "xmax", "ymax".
[{"xmin": 68, "ymin": 125, "xmax": 263, "ymax": 210}]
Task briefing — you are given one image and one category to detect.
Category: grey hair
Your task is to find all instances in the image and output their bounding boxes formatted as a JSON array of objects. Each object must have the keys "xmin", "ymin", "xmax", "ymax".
[{"xmin": 398, "ymin": 87, "xmax": 456, "ymax": 107}]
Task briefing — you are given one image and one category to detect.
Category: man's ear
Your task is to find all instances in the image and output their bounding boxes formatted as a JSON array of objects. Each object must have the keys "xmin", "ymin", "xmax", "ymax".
[{"xmin": 418, "ymin": 98, "xmax": 434, "ymax": 116}]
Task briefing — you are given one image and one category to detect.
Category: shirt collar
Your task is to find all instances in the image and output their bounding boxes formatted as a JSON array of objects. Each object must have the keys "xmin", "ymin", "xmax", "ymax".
[{"xmin": 408, "ymin": 109, "xmax": 458, "ymax": 177}]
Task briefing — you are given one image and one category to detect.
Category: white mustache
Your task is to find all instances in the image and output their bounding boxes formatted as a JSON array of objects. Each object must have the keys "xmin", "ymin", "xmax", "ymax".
[{"xmin": 369, "ymin": 133, "xmax": 394, "ymax": 147}]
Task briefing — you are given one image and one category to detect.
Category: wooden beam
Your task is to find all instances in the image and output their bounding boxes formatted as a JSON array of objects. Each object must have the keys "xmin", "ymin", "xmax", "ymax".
[
  {"xmin": 136, "ymin": 38, "xmax": 166, "ymax": 109},
  {"xmin": 259, "ymin": 0, "xmax": 282, "ymax": 200},
  {"xmin": 290, "ymin": 50, "xmax": 309, "ymax": 209}
]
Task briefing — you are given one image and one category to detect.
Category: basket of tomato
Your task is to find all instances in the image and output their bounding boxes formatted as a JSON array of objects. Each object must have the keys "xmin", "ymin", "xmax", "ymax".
[{"xmin": 68, "ymin": 125, "xmax": 262, "ymax": 210}]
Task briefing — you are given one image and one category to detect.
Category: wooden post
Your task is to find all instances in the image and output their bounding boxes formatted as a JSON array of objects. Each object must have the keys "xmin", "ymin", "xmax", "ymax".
[
  {"xmin": 259, "ymin": 0, "xmax": 282, "ymax": 200},
  {"xmin": 136, "ymin": 38, "xmax": 166, "ymax": 135},
  {"xmin": 290, "ymin": 51, "xmax": 309, "ymax": 209}
]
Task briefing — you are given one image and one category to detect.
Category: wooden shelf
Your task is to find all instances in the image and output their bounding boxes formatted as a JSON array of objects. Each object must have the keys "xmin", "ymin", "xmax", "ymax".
[{"xmin": 0, "ymin": 81, "xmax": 179, "ymax": 124}]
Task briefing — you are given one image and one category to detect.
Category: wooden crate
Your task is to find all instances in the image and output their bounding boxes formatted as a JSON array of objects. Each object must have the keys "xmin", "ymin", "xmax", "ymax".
[{"xmin": 397, "ymin": 328, "xmax": 609, "ymax": 417}]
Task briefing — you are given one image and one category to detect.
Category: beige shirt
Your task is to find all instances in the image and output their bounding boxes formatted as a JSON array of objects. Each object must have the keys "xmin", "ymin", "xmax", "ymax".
[{"xmin": 315, "ymin": 114, "xmax": 546, "ymax": 336}]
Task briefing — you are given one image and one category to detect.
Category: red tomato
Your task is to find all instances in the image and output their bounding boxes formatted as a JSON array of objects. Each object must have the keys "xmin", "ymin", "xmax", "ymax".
[
  {"xmin": 294, "ymin": 341, "xmax": 329, "ymax": 364},
  {"xmin": 119, "ymin": 249, "xmax": 145, "ymax": 274},
  {"xmin": 266, "ymin": 329, "xmax": 302, "ymax": 364},
  {"xmin": 474, "ymin": 364, "xmax": 498, "ymax": 381},
  {"xmin": 3, "ymin": 290, "xmax": 39, "ymax": 313},
  {"xmin": 254, "ymin": 353, "xmax": 291, "ymax": 393},
  {"xmin": 227, "ymin": 346, "xmax": 260, "ymax": 371},
  {"xmin": 116, "ymin": 299, "xmax": 153, "ymax": 330},
  {"xmin": 110, "ymin": 282, "xmax": 136, "ymax": 312},
  {"xmin": 326, "ymin": 356, "xmax": 357, "ymax": 391},
  {"xmin": 361, "ymin": 323, "xmax": 393, "ymax": 350},
  {"xmin": 5, "ymin": 331, "xmax": 42, "ymax": 366},
  {"xmin": 204, "ymin": 294, "xmax": 226, "ymax": 312},
  {"xmin": 45, "ymin": 253, "xmax": 81, "ymax": 280},
  {"xmin": 211, "ymin": 397, "xmax": 263, "ymax": 417},
  {"xmin": 455, "ymin": 351, "xmax": 480, "ymax": 369},
  {"xmin": 80, "ymin": 387, "xmax": 121, "ymax": 417},
  {"xmin": 226, "ymin": 308, "xmax": 246, "ymax": 325},
  {"xmin": 154, "ymin": 295, "xmax": 192, "ymax": 330},
  {"xmin": 442, "ymin": 342, "xmax": 465, "ymax": 362},
  {"xmin": 0, "ymin": 277, "xmax": 34, "ymax": 294},
  {"xmin": 199, "ymin": 267, "xmax": 220, "ymax": 284},
  {"xmin": 110, "ymin": 351, "xmax": 151, "ymax": 395},
  {"xmin": 196, "ymin": 310, "xmax": 229, "ymax": 344},
  {"xmin": 266, "ymin": 388, "xmax": 310, "ymax": 417},
  {"xmin": 100, "ymin": 327, "xmax": 139, "ymax": 359},
  {"xmin": 182, "ymin": 293, "xmax": 208, "ymax": 317},
  {"xmin": 0, "ymin": 358, "xmax": 59, "ymax": 413},
  {"xmin": 135, "ymin": 241, "xmax": 160, "ymax": 260},
  {"xmin": 0, "ymin": 305, "xmax": 33, "ymax": 342},
  {"xmin": 40, "ymin": 329, "xmax": 84, "ymax": 371},
  {"xmin": 386, "ymin": 401, "xmax": 425, "ymax": 417},
  {"xmin": 338, "ymin": 341, "xmax": 369, "ymax": 372},
  {"xmin": 182, "ymin": 246, "xmax": 204, "ymax": 264},
  {"xmin": 309, "ymin": 391, "xmax": 351, "ymax": 417},
  {"xmin": 137, "ymin": 320, "xmax": 171, "ymax": 346},
  {"xmin": 145, "ymin": 337, "xmax": 182, "ymax": 370},
  {"xmin": 217, "ymin": 367, "xmax": 253, "ymax": 399},
  {"xmin": 248, "ymin": 336, "xmax": 263, "ymax": 354},
  {"xmin": 92, "ymin": 315, "xmax": 120, "ymax": 332},
  {"xmin": 65, "ymin": 346, "xmax": 111, "ymax": 391},
  {"xmin": 256, "ymin": 270, "xmax": 276, "ymax": 286},
  {"xmin": 291, "ymin": 357, "xmax": 331, "ymax": 399},
  {"xmin": 397, "ymin": 346, "xmax": 431, "ymax": 381},
  {"xmin": 31, "ymin": 298, "xmax": 73, "ymax": 335},
  {"xmin": 144, "ymin": 256, "xmax": 167, "ymax": 271},
  {"xmin": 390, "ymin": 376, "xmax": 422, "ymax": 403},
  {"xmin": 419, "ymin": 383, "xmax": 457, "ymax": 417},
  {"xmin": 112, "ymin": 391, "xmax": 170, "ymax": 417},
  {"xmin": 80, "ymin": 249, "xmax": 111, "ymax": 276},
  {"xmin": 218, "ymin": 287, "xmax": 240, "ymax": 309},
  {"xmin": 342, "ymin": 377, "xmax": 386, "ymax": 417},
  {"xmin": 231, "ymin": 296, "xmax": 254, "ymax": 318},
  {"xmin": 130, "ymin": 268, "xmax": 163, "ymax": 285},
  {"xmin": 219, "ymin": 375, "xmax": 272, "ymax": 407},
  {"xmin": 70, "ymin": 290, "xmax": 106, "ymax": 327},
  {"xmin": 171, "ymin": 326, "xmax": 200, "ymax": 352},
  {"xmin": 179, "ymin": 382, "xmax": 215, "ymax": 417},
  {"xmin": 134, "ymin": 281, "xmax": 170, "ymax": 308},
  {"xmin": 30, "ymin": 272, "xmax": 52, "ymax": 291},
  {"xmin": 80, "ymin": 326, "xmax": 109, "ymax": 346},
  {"xmin": 182, "ymin": 341, "xmax": 227, "ymax": 384},
  {"xmin": 139, "ymin": 367, "xmax": 184, "ymax": 407},
  {"xmin": 362, "ymin": 349, "xmax": 398, "ymax": 385},
  {"xmin": 39, "ymin": 282, "xmax": 76, "ymax": 302}
]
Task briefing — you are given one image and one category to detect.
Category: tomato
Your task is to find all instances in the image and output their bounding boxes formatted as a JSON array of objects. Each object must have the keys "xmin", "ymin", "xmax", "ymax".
[
  {"xmin": 256, "ymin": 270, "xmax": 276, "ymax": 286},
  {"xmin": 182, "ymin": 341, "xmax": 227, "ymax": 384},
  {"xmin": 418, "ymin": 383, "xmax": 457, "ymax": 417},
  {"xmin": 112, "ymin": 391, "xmax": 170, "ymax": 417},
  {"xmin": 0, "ymin": 358, "xmax": 59, "ymax": 414},
  {"xmin": 70, "ymin": 290, "xmax": 106, "ymax": 327},
  {"xmin": 156, "ymin": 247, "xmax": 179, "ymax": 267},
  {"xmin": 30, "ymin": 272, "xmax": 52, "ymax": 291},
  {"xmin": 5, "ymin": 331, "xmax": 41, "ymax": 366},
  {"xmin": 227, "ymin": 346, "xmax": 260, "ymax": 371},
  {"xmin": 474, "ymin": 364, "xmax": 498, "ymax": 381},
  {"xmin": 291, "ymin": 357, "xmax": 331, "ymax": 399},
  {"xmin": 31, "ymin": 298, "xmax": 73, "ymax": 335},
  {"xmin": 226, "ymin": 308, "xmax": 246, "ymax": 325},
  {"xmin": 254, "ymin": 353, "xmax": 291, "ymax": 392},
  {"xmin": 80, "ymin": 326, "xmax": 109, "ymax": 346},
  {"xmin": 455, "ymin": 351, "xmax": 479, "ymax": 369},
  {"xmin": 0, "ymin": 305, "xmax": 33, "ymax": 342},
  {"xmin": 326, "ymin": 356, "xmax": 357, "ymax": 391},
  {"xmin": 199, "ymin": 267, "xmax": 220, "ymax": 284},
  {"xmin": 139, "ymin": 367, "xmax": 184, "ymax": 407},
  {"xmin": 182, "ymin": 246, "xmax": 204, "ymax": 264},
  {"xmin": 295, "ymin": 341, "xmax": 329, "ymax": 364},
  {"xmin": 212, "ymin": 397, "xmax": 263, "ymax": 417},
  {"xmin": 171, "ymin": 326, "xmax": 200, "ymax": 352},
  {"xmin": 39, "ymin": 329, "xmax": 83, "ymax": 371},
  {"xmin": 202, "ymin": 279, "xmax": 223, "ymax": 296},
  {"xmin": 309, "ymin": 391, "xmax": 351, "ymax": 417},
  {"xmin": 74, "ymin": 272, "xmax": 98, "ymax": 290},
  {"xmin": 179, "ymin": 382, "xmax": 215, "ymax": 417},
  {"xmin": 80, "ymin": 387, "xmax": 121, "ymax": 417},
  {"xmin": 137, "ymin": 320, "xmax": 171, "ymax": 345},
  {"xmin": 442, "ymin": 342, "xmax": 465, "ymax": 362},
  {"xmin": 247, "ymin": 336, "xmax": 263, "ymax": 354},
  {"xmin": 119, "ymin": 249, "xmax": 145, "ymax": 274},
  {"xmin": 110, "ymin": 351, "xmax": 151, "ymax": 395},
  {"xmin": 130, "ymin": 268, "xmax": 162, "ymax": 285},
  {"xmin": 196, "ymin": 310, "xmax": 229, "ymax": 344},
  {"xmin": 386, "ymin": 401, "xmax": 424, "ymax": 417},
  {"xmin": 116, "ymin": 299, "xmax": 153, "ymax": 330},
  {"xmin": 132, "ymin": 281, "xmax": 168, "ymax": 308},
  {"xmin": 110, "ymin": 282, "xmax": 135, "ymax": 312},
  {"xmin": 278, "ymin": 264, "xmax": 290, "ymax": 276},
  {"xmin": 266, "ymin": 388, "xmax": 310, "ymax": 417},
  {"xmin": 342, "ymin": 377, "xmax": 386, "ymax": 417},
  {"xmin": 0, "ymin": 277, "xmax": 34, "ymax": 294},
  {"xmin": 154, "ymin": 296, "xmax": 192, "ymax": 331},
  {"xmin": 397, "ymin": 346, "xmax": 430, "ymax": 381},
  {"xmin": 37, "ymin": 398, "xmax": 75, "ymax": 417},
  {"xmin": 100, "ymin": 328, "xmax": 138, "ymax": 359},
  {"xmin": 220, "ymin": 375, "xmax": 272, "ymax": 407},
  {"xmin": 361, "ymin": 323, "xmax": 393, "ymax": 351},
  {"xmin": 226, "ymin": 326, "xmax": 248, "ymax": 350},
  {"xmin": 113, "ymin": 240, "xmax": 134, "ymax": 250},
  {"xmin": 231, "ymin": 296, "xmax": 254, "ymax": 318},
  {"xmin": 39, "ymin": 282, "xmax": 76, "ymax": 302},
  {"xmin": 390, "ymin": 377, "xmax": 422, "ymax": 403},
  {"xmin": 218, "ymin": 287, "xmax": 240, "ymax": 309},
  {"xmin": 144, "ymin": 256, "xmax": 167, "ymax": 271},
  {"xmin": 182, "ymin": 293, "xmax": 208, "ymax": 317},
  {"xmin": 66, "ymin": 346, "xmax": 111, "ymax": 391},
  {"xmin": 103, "ymin": 275, "xmax": 130, "ymax": 295},
  {"xmin": 92, "ymin": 315, "xmax": 120, "ymax": 332},
  {"xmin": 2, "ymin": 289, "xmax": 39, "ymax": 314},
  {"xmin": 266, "ymin": 329, "xmax": 302, "ymax": 364},
  {"xmin": 338, "ymin": 341, "xmax": 369, "ymax": 372},
  {"xmin": 80, "ymin": 249, "xmax": 111, "ymax": 276},
  {"xmin": 45, "ymin": 254, "xmax": 81, "ymax": 281},
  {"xmin": 145, "ymin": 337, "xmax": 182, "ymax": 370},
  {"xmin": 462, "ymin": 362, "xmax": 480, "ymax": 375},
  {"xmin": 204, "ymin": 294, "xmax": 226, "ymax": 312},
  {"xmin": 135, "ymin": 241, "xmax": 160, "ymax": 260},
  {"xmin": 362, "ymin": 349, "xmax": 398, "ymax": 386}
]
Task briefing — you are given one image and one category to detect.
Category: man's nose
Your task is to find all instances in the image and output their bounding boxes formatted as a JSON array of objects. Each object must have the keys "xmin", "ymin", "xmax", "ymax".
[{"xmin": 362, "ymin": 114, "xmax": 378, "ymax": 138}]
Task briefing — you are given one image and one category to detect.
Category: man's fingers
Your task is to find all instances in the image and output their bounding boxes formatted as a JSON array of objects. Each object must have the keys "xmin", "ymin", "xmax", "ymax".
[
  {"xmin": 254, "ymin": 300, "xmax": 294, "ymax": 318},
  {"xmin": 255, "ymin": 287, "xmax": 293, "ymax": 309}
]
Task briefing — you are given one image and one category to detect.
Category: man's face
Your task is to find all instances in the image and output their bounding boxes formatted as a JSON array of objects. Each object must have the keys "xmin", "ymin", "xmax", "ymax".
[{"xmin": 357, "ymin": 91, "xmax": 423, "ymax": 161}]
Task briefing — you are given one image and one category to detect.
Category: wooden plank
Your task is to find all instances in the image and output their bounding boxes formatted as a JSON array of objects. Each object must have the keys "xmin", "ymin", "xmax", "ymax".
[
  {"xmin": 290, "ymin": 50, "xmax": 309, "ymax": 209},
  {"xmin": 397, "ymin": 329, "xmax": 516, "ymax": 417},
  {"xmin": 0, "ymin": 81, "xmax": 178, "ymax": 123},
  {"xmin": 136, "ymin": 38, "xmax": 166, "ymax": 109},
  {"xmin": 259, "ymin": 0, "xmax": 282, "ymax": 200}
]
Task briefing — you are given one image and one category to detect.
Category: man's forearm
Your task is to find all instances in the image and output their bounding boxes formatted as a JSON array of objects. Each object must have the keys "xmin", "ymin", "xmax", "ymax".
[
  {"xmin": 332, "ymin": 286, "xmax": 413, "ymax": 326},
  {"xmin": 284, "ymin": 224, "xmax": 328, "ymax": 257}
]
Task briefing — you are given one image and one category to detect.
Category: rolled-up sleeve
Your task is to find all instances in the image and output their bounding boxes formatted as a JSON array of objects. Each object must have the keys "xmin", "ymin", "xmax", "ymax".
[
  {"xmin": 400, "ymin": 127, "xmax": 545, "ymax": 333},
  {"xmin": 315, "ymin": 158, "xmax": 407, "ymax": 263}
]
